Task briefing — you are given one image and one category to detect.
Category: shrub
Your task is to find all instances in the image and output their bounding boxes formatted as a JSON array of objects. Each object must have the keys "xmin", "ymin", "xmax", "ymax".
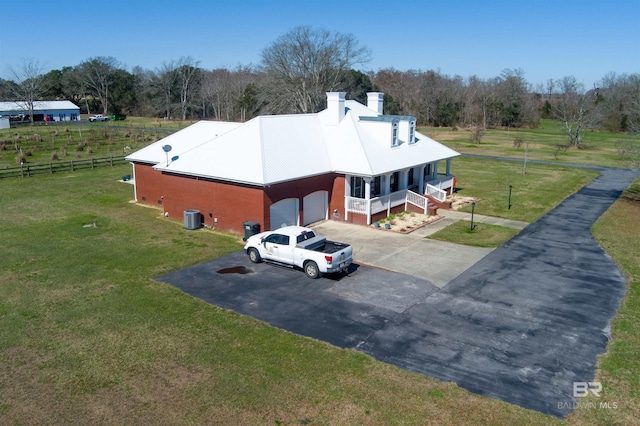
[
  {"xmin": 513, "ymin": 137, "xmax": 524, "ymax": 149},
  {"xmin": 471, "ymin": 126, "xmax": 484, "ymax": 144},
  {"xmin": 60, "ymin": 148, "xmax": 67, "ymax": 157},
  {"xmin": 51, "ymin": 151, "xmax": 59, "ymax": 161}
]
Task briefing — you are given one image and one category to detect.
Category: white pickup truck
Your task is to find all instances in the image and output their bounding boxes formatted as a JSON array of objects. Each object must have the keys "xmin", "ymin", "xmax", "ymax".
[
  {"xmin": 88, "ymin": 114, "xmax": 109, "ymax": 122},
  {"xmin": 243, "ymin": 226, "xmax": 353, "ymax": 279}
]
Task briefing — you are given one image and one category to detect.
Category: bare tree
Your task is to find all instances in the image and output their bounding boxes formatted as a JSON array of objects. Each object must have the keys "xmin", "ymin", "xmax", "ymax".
[
  {"xmin": 174, "ymin": 57, "xmax": 201, "ymax": 120},
  {"xmin": 6, "ymin": 58, "xmax": 47, "ymax": 123},
  {"xmin": 554, "ymin": 76, "xmax": 598, "ymax": 148},
  {"xmin": 78, "ymin": 56, "xmax": 120, "ymax": 115},
  {"xmin": 61, "ymin": 66, "xmax": 91, "ymax": 113},
  {"xmin": 260, "ymin": 26, "xmax": 371, "ymax": 113},
  {"xmin": 152, "ymin": 60, "xmax": 181, "ymax": 119}
]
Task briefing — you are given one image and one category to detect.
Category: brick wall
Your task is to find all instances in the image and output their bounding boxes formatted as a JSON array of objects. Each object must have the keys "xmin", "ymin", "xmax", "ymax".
[{"xmin": 132, "ymin": 164, "xmax": 349, "ymax": 234}]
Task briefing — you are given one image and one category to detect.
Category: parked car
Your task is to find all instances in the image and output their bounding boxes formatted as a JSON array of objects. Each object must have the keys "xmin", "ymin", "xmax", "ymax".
[
  {"xmin": 88, "ymin": 114, "xmax": 109, "ymax": 122},
  {"xmin": 243, "ymin": 225, "xmax": 353, "ymax": 279}
]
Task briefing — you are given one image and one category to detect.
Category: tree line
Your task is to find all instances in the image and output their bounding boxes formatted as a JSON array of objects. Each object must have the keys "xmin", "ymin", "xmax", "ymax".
[{"xmin": 2, "ymin": 26, "xmax": 639, "ymax": 138}]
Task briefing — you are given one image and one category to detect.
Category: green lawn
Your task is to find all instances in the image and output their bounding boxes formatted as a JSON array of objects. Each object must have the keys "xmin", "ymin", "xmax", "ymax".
[
  {"xmin": 447, "ymin": 156, "xmax": 599, "ymax": 223},
  {"xmin": 428, "ymin": 220, "xmax": 521, "ymax": 247}
]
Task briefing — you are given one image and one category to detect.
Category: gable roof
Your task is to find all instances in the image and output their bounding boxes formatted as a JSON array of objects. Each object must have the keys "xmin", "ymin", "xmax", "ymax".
[{"xmin": 127, "ymin": 95, "xmax": 459, "ymax": 186}]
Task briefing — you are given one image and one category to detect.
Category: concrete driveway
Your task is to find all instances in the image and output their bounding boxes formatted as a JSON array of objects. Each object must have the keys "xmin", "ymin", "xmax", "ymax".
[
  {"xmin": 310, "ymin": 219, "xmax": 495, "ymax": 288},
  {"xmin": 158, "ymin": 167, "xmax": 639, "ymax": 418}
]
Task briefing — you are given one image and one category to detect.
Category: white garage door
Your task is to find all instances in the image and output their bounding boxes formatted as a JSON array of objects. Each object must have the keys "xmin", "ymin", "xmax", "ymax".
[
  {"xmin": 303, "ymin": 191, "xmax": 328, "ymax": 225},
  {"xmin": 269, "ymin": 198, "xmax": 298, "ymax": 230}
]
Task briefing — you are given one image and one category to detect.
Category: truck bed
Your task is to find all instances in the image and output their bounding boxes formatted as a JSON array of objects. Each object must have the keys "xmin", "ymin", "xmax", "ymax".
[{"xmin": 297, "ymin": 237, "xmax": 350, "ymax": 254}]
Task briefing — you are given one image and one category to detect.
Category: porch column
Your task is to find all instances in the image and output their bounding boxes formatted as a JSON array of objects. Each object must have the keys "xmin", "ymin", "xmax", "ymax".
[
  {"xmin": 364, "ymin": 178, "xmax": 372, "ymax": 199},
  {"xmin": 446, "ymin": 159, "xmax": 451, "ymax": 175},
  {"xmin": 433, "ymin": 162, "xmax": 438, "ymax": 178},
  {"xmin": 384, "ymin": 173, "xmax": 391, "ymax": 195},
  {"xmin": 418, "ymin": 165, "xmax": 425, "ymax": 194},
  {"xmin": 344, "ymin": 175, "xmax": 351, "ymax": 221},
  {"xmin": 401, "ymin": 169, "xmax": 409, "ymax": 190},
  {"xmin": 364, "ymin": 178, "xmax": 372, "ymax": 225}
]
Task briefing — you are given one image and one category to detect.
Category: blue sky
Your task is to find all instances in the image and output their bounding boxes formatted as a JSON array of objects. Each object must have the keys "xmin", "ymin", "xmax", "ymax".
[{"xmin": 1, "ymin": 0, "xmax": 638, "ymax": 88}]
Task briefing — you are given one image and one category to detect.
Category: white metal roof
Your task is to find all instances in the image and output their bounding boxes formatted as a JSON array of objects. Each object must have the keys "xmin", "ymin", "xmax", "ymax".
[
  {"xmin": 125, "ymin": 120, "xmax": 242, "ymax": 165},
  {"xmin": 0, "ymin": 100, "xmax": 80, "ymax": 112},
  {"xmin": 127, "ymin": 96, "xmax": 460, "ymax": 186}
]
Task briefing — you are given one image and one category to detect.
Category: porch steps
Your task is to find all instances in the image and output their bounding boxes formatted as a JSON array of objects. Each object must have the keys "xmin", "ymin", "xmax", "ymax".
[{"xmin": 425, "ymin": 194, "xmax": 453, "ymax": 211}]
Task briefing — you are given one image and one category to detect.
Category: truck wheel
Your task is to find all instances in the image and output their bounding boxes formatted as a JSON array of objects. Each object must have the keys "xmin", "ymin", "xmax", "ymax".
[
  {"xmin": 248, "ymin": 248, "xmax": 262, "ymax": 263},
  {"xmin": 304, "ymin": 261, "xmax": 320, "ymax": 279}
]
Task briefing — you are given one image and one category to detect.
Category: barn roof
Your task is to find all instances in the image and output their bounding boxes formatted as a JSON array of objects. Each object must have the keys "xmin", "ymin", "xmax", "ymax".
[{"xmin": 0, "ymin": 100, "xmax": 80, "ymax": 113}]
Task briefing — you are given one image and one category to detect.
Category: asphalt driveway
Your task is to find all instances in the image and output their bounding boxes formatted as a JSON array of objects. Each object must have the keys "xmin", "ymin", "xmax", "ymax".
[{"xmin": 158, "ymin": 167, "xmax": 639, "ymax": 418}]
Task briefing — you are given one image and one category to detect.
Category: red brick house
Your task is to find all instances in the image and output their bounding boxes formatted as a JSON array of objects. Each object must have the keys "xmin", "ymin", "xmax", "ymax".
[{"xmin": 125, "ymin": 92, "xmax": 459, "ymax": 234}]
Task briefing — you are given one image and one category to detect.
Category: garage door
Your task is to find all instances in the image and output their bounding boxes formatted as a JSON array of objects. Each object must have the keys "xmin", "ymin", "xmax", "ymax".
[
  {"xmin": 269, "ymin": 198, "xmax": 298, "ymax": 230},
  {"xmin": 303, "ymin": 191, "xmax": 328, "ymax": 225}
]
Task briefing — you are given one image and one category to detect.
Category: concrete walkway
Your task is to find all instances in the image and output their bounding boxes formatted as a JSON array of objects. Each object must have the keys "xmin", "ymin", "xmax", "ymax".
[{"xmin": 438, "ymin": 209, "xmax": 530, "ymax": 230}]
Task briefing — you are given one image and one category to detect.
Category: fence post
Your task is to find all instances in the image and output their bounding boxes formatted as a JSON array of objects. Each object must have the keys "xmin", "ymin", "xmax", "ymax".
[
  {"xmin": 27, "ymin": 165, "xmax": 31, "ymax": 177},
  {"xmin": 110, "ymin": 156, "xmax": 113, "ymax": 166},
  {"xmin": 91, "ymin": 158, "xmax": 94, "ymax": 169},
  {"xmin": 50, "ymin": 162, "xmax": 53, "ymax": 174},
  {"xmin": 71, "ymin": 160, "xmax": 74, "ymax": 171}
]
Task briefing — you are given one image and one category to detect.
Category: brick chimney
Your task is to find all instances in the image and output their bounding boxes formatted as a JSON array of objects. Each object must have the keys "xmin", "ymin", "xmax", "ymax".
[
  {"xmin": 367, "ymin": 92, "xmax": 384, "ymax": 115},
  {"xmin": 326, "ymin": 92, "xmax": 346, "ymax": 124}
]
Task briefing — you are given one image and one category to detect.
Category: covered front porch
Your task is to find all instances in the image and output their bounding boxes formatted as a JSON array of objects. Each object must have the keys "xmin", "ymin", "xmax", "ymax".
[{"xmin": 344, "ymin": 159, "xmax": 455, "ymax": 225}]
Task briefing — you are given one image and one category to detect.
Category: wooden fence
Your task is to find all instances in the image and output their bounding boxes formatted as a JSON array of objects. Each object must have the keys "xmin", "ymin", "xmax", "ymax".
[{"xmin": 0, "ymin": 156, "xmax": 128, "ymax": 179}]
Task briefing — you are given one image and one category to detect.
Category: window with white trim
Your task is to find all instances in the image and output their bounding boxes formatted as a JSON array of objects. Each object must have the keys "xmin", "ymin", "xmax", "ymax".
[
  {"xmin": 408, "ymin": 120, "xmax": 416, "ymax": 144},
  {"xmin": 350, "ymin": 176, "xmax": 365, "ymax": 198},
  {"xmin": 391, "ymin": 120, "xmax": 399, "ymax": 147}
]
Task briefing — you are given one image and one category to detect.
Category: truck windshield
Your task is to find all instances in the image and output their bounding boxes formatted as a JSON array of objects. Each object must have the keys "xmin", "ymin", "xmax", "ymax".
[{"xmin": 296, "ymin": 231, "xmax": 316, "ymax": 244}]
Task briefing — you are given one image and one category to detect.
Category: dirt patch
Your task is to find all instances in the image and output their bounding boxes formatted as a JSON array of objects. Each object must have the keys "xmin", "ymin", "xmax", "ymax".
[{"xmin": 449, "ymin": 194, "xmax": 479, "ymax": 210}]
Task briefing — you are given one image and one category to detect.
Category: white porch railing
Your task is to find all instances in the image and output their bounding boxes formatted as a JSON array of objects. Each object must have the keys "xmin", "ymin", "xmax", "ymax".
[
  {"xmin": 346, "ymin": 189, "xmax": 429, "ymax": 224},
  {"xmin": 406, "ymin": 190, "xmax": 428, "ymax": 214},
  {"xmin": 425, "ymin": 184, "xmax": 447, "ymax": 202},
  {"xmin": 427, "ymin": 175, "xmax": 454, "ymax": 192}
]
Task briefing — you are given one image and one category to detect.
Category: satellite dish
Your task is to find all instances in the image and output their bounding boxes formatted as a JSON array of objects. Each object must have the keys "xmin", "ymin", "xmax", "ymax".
[
  {"xmin": 162, "ymin": 145, "xmax": 172, "ymax": 152},
  {"xmin": 171, "ymin": 155, "xmax": 179, "ymax": 162}
]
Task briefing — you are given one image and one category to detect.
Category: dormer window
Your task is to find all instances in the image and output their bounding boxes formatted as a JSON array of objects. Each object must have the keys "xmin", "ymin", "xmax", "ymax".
[
  {"xmin": 408, "ymin": 120, "xmax": 416, "ymax": 144},
  {"xmin": 391, "ymin": 120, "xmax": 399, "ymax": 147}
]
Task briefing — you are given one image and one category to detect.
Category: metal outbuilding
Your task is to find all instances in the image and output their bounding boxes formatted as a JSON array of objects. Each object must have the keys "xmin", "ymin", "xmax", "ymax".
[{"xmin": 0, "ymin": 100, "xmax": 81, "ymax": 122}]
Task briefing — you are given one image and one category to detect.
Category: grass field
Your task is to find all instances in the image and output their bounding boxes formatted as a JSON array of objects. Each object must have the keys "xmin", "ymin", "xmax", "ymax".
[
  {"xmin": 428, "ymin": 221, "xmax": 521, "ymax": 248},
  {"xmin": 1, "ymin": 120, "xmax": 638, "ymax": 424},
  {"xmin": 421, "ymin": 119, "xmax": 640, "ymax": 169}
]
